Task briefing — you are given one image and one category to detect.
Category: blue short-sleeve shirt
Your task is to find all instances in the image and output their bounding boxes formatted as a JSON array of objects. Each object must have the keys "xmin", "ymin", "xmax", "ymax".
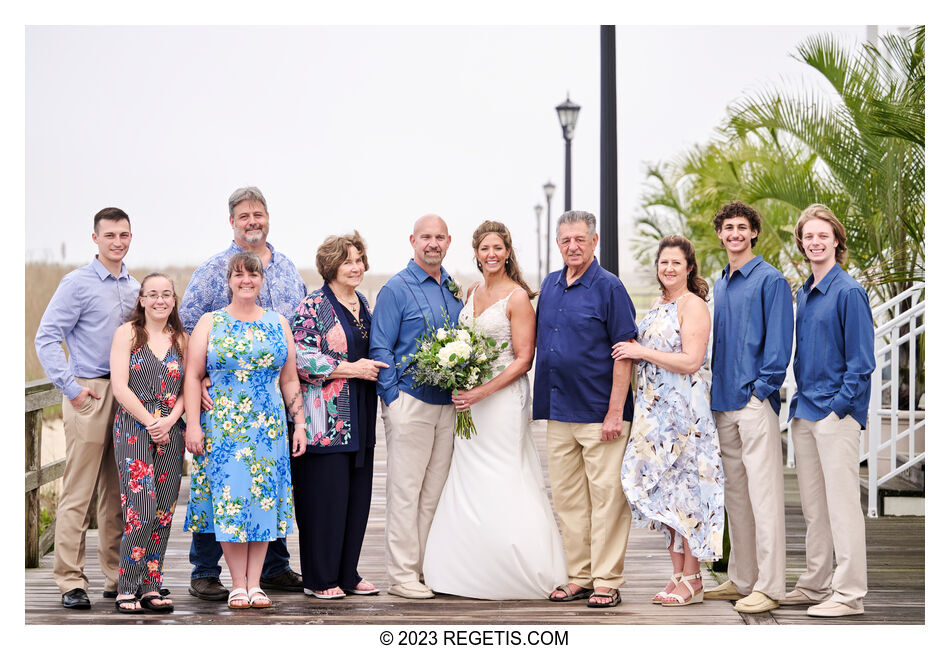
[{"xmin": 533, "ymin": 258, "xmax": 638, "ymax": 423}]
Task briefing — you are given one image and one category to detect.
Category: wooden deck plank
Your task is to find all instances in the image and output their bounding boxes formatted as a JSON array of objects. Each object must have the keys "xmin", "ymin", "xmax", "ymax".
[{"xmin": 25, "ymin": 419, "xmax": 923, "ymax": 625}]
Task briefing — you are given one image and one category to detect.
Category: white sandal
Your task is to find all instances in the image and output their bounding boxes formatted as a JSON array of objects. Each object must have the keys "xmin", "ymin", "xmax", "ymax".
[
  {"xmin": 653, "ymin": 572, "xmax": 682, "ymax": 604},
  {"xmin": 228, "ymin": 588, "xmax": 250, "ymax": 609},
  {"xmin": 248, "ymin": 587, "xmax": 272, "ymax": 608},
  {"xmin": 661, "ymin": 572, "xmax": 704, "ymax": 606}
]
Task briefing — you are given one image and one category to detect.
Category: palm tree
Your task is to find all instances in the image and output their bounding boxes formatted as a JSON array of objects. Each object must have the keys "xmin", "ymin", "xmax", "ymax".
[
  {"xmin": 634, "ymin": 26, "xmax": 924, "ymax": 305},
  {"xmin": 727, "ymin": 25, "xmax": 924, "ymax": 304}
]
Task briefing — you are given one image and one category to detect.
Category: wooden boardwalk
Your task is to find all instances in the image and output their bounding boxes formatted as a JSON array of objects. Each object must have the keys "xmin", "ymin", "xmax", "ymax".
[{"xmin": 24, "ymin": 419, "xmax": 923, "ymax": 625}]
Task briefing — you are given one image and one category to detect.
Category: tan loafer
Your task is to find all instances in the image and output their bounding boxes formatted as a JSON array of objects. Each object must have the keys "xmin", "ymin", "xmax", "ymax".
[
  {"xmin": 807, "ymin": 600, "xmax": 864, "ymax": 617},
  {"xmin": 388, "ymin": 581, "xmax": 435, "ymax": 599},
  {"xmin": 734, "ymin": 591, "xmax": 779, "ymax": 613},
  {"xmin": 780, "ymin": 588, "xmax": 825, "ymax": 606},
  {"xmin": 704, "ymin": 579, "xmax": 744, "ymax": 601}
]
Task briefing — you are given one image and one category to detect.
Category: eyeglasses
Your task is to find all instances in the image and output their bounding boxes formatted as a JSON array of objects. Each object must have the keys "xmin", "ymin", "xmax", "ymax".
[{"xmin": 143, "ymin": 291, "xmax": 175, "ymax": 301}]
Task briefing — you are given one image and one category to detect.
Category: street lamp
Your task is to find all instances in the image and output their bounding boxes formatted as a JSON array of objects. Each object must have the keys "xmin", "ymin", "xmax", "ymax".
[
  {"xmin": 556, "ymin": 94, "xmax": 581, "ymax": 212},
  {"xmin": 534, "ymin": 203, "xmax": 543, "ymax": 288},
  {"xmin": 543, "ymin": 180, "xmax": 556, "ymax": 275}
]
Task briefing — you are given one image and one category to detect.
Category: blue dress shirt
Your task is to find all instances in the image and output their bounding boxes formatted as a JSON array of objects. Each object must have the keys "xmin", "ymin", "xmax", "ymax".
[
  {"xmin": 788, "ymin": 264, "xmax": 875, "ymax": 427},
  {"xmin": 369, "ymin": 260, "xmax": 464, "ymax": 406},
  {"xmin": 179, "ymin": 241, "xmax": 307, "ymax": 334},
  {"xmin": 711, "ymin": 255, "xmax": 794, "ymax": 414},
  {"xmin": 34, "ymin": 257, "xmax": 140, "ymax": 400},
  {"xmin": 533, "ymin": 257, "xmax": 638, "ymax": 423}
]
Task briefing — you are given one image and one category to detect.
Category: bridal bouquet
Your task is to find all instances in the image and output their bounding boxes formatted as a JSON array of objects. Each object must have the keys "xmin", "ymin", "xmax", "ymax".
[{"xmin": 406, "ymin": 320, "xmax": 507, "ymax": 439}]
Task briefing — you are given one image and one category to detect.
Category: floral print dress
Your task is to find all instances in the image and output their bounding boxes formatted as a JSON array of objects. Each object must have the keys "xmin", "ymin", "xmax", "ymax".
[
  {"xmin": 620, "ymin": 297, "xmax": 725, "ymax": 561},
  {"xmin": 185, "ymin": 309, "xmax": 295, "ymax": 542}
]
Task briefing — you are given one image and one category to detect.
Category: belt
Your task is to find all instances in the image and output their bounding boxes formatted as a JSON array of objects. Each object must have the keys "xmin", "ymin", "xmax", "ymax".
[{"xmin": 82, "ymin": 373, "xmax": 111, "ymax": 380}]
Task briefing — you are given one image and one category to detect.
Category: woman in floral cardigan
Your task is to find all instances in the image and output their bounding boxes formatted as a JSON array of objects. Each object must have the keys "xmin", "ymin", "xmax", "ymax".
[{"xmin": 290, "ymin": 232, "xmax": 388, "ymax": 599}]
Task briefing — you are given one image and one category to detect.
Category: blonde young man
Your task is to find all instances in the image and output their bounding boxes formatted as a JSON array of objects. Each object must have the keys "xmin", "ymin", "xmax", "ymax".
[{"xmin": 781, "ymin": 204, "xmax": 874, "ymax": 617}]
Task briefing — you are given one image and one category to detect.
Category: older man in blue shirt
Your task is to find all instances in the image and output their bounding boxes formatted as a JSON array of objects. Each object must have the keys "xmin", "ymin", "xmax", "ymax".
[
  {"xmin": 704, "ymin": 201, "xmax": 793, "ymax": 614},
  {"xmin": 35, "ymin": 208, "xmax": 140, "ymax": 609},
  {"xmin": 781, "ymin": 205, "xmax": 874, "ymax": 618},
  {"xmin": 370, "ymin": 214, "xmax": 464, "ymax": 599},
  {"xmin": 534, "ymin": 211, "xmax": 638, "ymax": 609},
  {"xmin": 179, "ymin": 186, "xmax": 307, "ymax": 600}
]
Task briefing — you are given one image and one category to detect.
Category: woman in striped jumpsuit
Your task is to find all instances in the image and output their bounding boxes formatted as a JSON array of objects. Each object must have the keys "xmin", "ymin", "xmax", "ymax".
[{"xmin": 109, "ymin": 273, "xmax": 188, "ymax": 613}]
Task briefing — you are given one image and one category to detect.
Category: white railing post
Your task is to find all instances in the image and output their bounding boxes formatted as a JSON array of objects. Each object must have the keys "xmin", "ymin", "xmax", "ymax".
[{"xmin": 867, "ymin": 359, "xmax": 882, "ymax": 518}]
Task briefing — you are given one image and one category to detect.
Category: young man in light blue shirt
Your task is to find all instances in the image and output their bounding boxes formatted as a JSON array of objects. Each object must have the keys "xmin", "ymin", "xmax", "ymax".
[{"xmin": 35, "ymin": 208, "xmax": 140, "ymax": 609}]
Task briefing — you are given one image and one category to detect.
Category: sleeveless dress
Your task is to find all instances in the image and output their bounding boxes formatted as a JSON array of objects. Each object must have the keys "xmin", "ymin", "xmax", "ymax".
[
  {"xmin": 620, "ymin": 297, "xmax": 725, "ymax": 560},
  {"xmin": 184, "ymin": 309, "xmax": 295, "ymax": 542},
  {"xmin": 422, "ymin": 289, "xmax": 568, "ymax": 599}
]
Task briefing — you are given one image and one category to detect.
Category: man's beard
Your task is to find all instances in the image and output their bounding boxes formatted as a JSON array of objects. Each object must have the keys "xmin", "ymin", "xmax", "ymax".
[{"xmin": 422, "ymin": 249, "xmax": 444, "ymax": 264}]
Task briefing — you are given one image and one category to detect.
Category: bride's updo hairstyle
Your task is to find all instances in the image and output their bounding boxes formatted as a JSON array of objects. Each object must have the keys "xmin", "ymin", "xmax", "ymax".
[
  {"xmin": 655, "ymin": 234, "xmax": 709, "ymax": 301},
  {"xmin": 471, "ymin": 220, "xmax": 538, "ymax": 299}
]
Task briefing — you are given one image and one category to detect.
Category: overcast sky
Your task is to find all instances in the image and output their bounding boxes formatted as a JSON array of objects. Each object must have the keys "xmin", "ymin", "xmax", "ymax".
[{"xmin": 25, "ymin": 24, "xmax": 882, "ymax": 283}]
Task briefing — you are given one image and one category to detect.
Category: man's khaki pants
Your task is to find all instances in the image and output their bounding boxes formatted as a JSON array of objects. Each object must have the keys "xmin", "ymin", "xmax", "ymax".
[
  {"xmin": 54, "ymin": 377, "xmax": 124, "ymax": 595},
  {"xmin": 546, "ymin": 420, "xmax": 631, "ymax": 590},
  {"xmin": 714, "ymin": 395, "xmax": 786, "ymax": 600},
  {"xmin": 382, "ymin": 392, "xmax": 455, "ymax": 586},
  {"xmin": 790, "ymin": 414, "xmax": 867, "ymax": 608}
]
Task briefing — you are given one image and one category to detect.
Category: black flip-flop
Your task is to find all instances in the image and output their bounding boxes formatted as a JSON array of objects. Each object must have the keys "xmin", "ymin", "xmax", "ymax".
[
  {"xmin": 140, "ymin": 594, "xmax": 174, "ymax": 613},
  {"xmin": 114, "ymin": 597, "xmax": 140, "ymax": 614},
  {"xmin": 587, "ymin": 588, "xmax": 621, "ymax": 608},
  {"xmin": 548, "ymin": 584, "xmax": 595, "ymax": 602}
]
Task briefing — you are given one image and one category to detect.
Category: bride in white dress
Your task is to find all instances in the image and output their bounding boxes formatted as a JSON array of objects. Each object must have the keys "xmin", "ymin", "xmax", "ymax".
[{"xmin": 422, "ymin": 221, "xmax": 568, "ymax": 599}]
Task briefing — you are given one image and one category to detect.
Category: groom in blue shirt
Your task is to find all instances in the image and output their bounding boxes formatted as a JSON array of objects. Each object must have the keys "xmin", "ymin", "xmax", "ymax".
[
  {"xmin": 370, "ymin": 214, "xmax": 464, "ymax": 599},
  {"xmin": 704, "ymin": 201, "xmax": 793, "ymax": 614}
]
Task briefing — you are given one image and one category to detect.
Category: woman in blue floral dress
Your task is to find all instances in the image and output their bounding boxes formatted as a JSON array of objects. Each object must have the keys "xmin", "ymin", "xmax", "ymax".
[
  {"xmin": 183, "ymin": 252, "xmax": 307, "ymax": 610},
  {"xmin": 612, "ymin": 235, "xmax": 725, "ymax": 607}
]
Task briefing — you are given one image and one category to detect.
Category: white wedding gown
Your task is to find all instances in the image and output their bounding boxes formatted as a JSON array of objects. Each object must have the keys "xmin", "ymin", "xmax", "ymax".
[{"xmin": 422, "ymin": 290, "xmax": 568, "ymax": 599}]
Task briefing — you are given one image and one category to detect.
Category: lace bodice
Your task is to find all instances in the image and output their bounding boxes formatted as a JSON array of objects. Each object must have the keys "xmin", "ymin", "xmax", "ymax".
[{"xmin": 459, "ymin": 288, "xmax": 516, "ymax": 375}]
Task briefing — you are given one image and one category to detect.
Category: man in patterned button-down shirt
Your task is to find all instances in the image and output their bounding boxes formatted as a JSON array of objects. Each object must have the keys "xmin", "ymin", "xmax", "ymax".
[{"xmin": 179, "ymin": 186, "xmax": 307, "ymax": 600}]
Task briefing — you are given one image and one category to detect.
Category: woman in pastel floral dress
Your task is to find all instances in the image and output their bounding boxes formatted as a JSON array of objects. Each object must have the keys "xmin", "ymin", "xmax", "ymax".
[
  {"xmin": 612, "ymin": 235, "xmax": 725, "ymax": 607},
  {"xmin": 109, "ymin": 273, "xmax": 188, "ymax": 614},
  {"xmin": 183, "ymin": 251, "xmax": 307, "ymax": 610}
]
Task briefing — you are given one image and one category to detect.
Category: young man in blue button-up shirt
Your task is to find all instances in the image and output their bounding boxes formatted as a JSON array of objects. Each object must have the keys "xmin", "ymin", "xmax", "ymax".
[
  {"xmin": 781, "ymin": 204, "xmax": 874, "ymax": 618},
  {"xmin": 35, "ymin": 208, "xmax": 140, "ymax": 609},
  {"xmin": 370, "ymin": 214, "xmax": 464, "ymax": 599},
  {"xmin": 704, "ymin": 201, "xmax": 793, "ymax": 614}
]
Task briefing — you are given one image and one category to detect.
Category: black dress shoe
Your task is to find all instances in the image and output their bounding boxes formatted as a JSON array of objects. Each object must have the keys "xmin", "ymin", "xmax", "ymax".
[
  {"xmin": 103, "ymin": 590, "xmax": 118, "ymax": 599},
  {"xmin": 260, "ymin": 569, "xmax": 303, "ymax": 592},
  {"xmin": 62, "ymin": 588, "xmax": 91, "ymax": 609},
  {"xmin": 188, "ymin": 577, "xmax": 228, "ymax": 601}
]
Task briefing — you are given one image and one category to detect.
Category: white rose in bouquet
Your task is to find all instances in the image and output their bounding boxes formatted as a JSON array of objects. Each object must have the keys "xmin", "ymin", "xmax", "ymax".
[{"xmin": 437, "ymin": 340, "xmax": 472, "ymax": 367}]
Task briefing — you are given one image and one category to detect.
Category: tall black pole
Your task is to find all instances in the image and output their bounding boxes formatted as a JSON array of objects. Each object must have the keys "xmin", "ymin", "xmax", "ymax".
[
  {"xmin": 564, "ymin": 141, "xmax": 572, "ymax": 213},
  {"xmin": 545, "ymin": 194, "xmax": 553, "ymax": 275},
  {"xmin": 600, "ymin": 25, "xmax": 619, "ymax": 275}
]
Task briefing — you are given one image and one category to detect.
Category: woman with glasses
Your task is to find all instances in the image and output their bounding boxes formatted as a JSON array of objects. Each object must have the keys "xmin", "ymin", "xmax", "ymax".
[{"xmin": 108, "ymin": 273, "xmax": 189, "ymax": 614}]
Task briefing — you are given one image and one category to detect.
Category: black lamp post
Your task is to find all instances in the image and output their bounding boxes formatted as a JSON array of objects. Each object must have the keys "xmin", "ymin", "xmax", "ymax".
[
  {"xmin": 543, "ymin": 180, "xmax": 555, "ymax": 275},
  {"xmin": 556, "ymin": 95, "xmax": 581, "ymax": 213},
  {"xmin": 534, "ymin": 203, "xmax": 543, "ymax": 287}
]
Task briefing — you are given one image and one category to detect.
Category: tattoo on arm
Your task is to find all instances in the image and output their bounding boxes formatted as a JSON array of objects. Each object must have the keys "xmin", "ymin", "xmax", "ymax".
[{"xmin": 286, "ymin": 389, "xmax": 303, "ymax": 418}]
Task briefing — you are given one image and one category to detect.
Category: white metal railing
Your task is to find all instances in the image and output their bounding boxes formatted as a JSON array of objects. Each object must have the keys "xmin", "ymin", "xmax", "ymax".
[
  {"xmin": 782, "ymin": 283, "xmax": 924, "ymax": 517},
  {"xmin": 863, "ymin": 283, "xmax": 925, "ymax": 517}
]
